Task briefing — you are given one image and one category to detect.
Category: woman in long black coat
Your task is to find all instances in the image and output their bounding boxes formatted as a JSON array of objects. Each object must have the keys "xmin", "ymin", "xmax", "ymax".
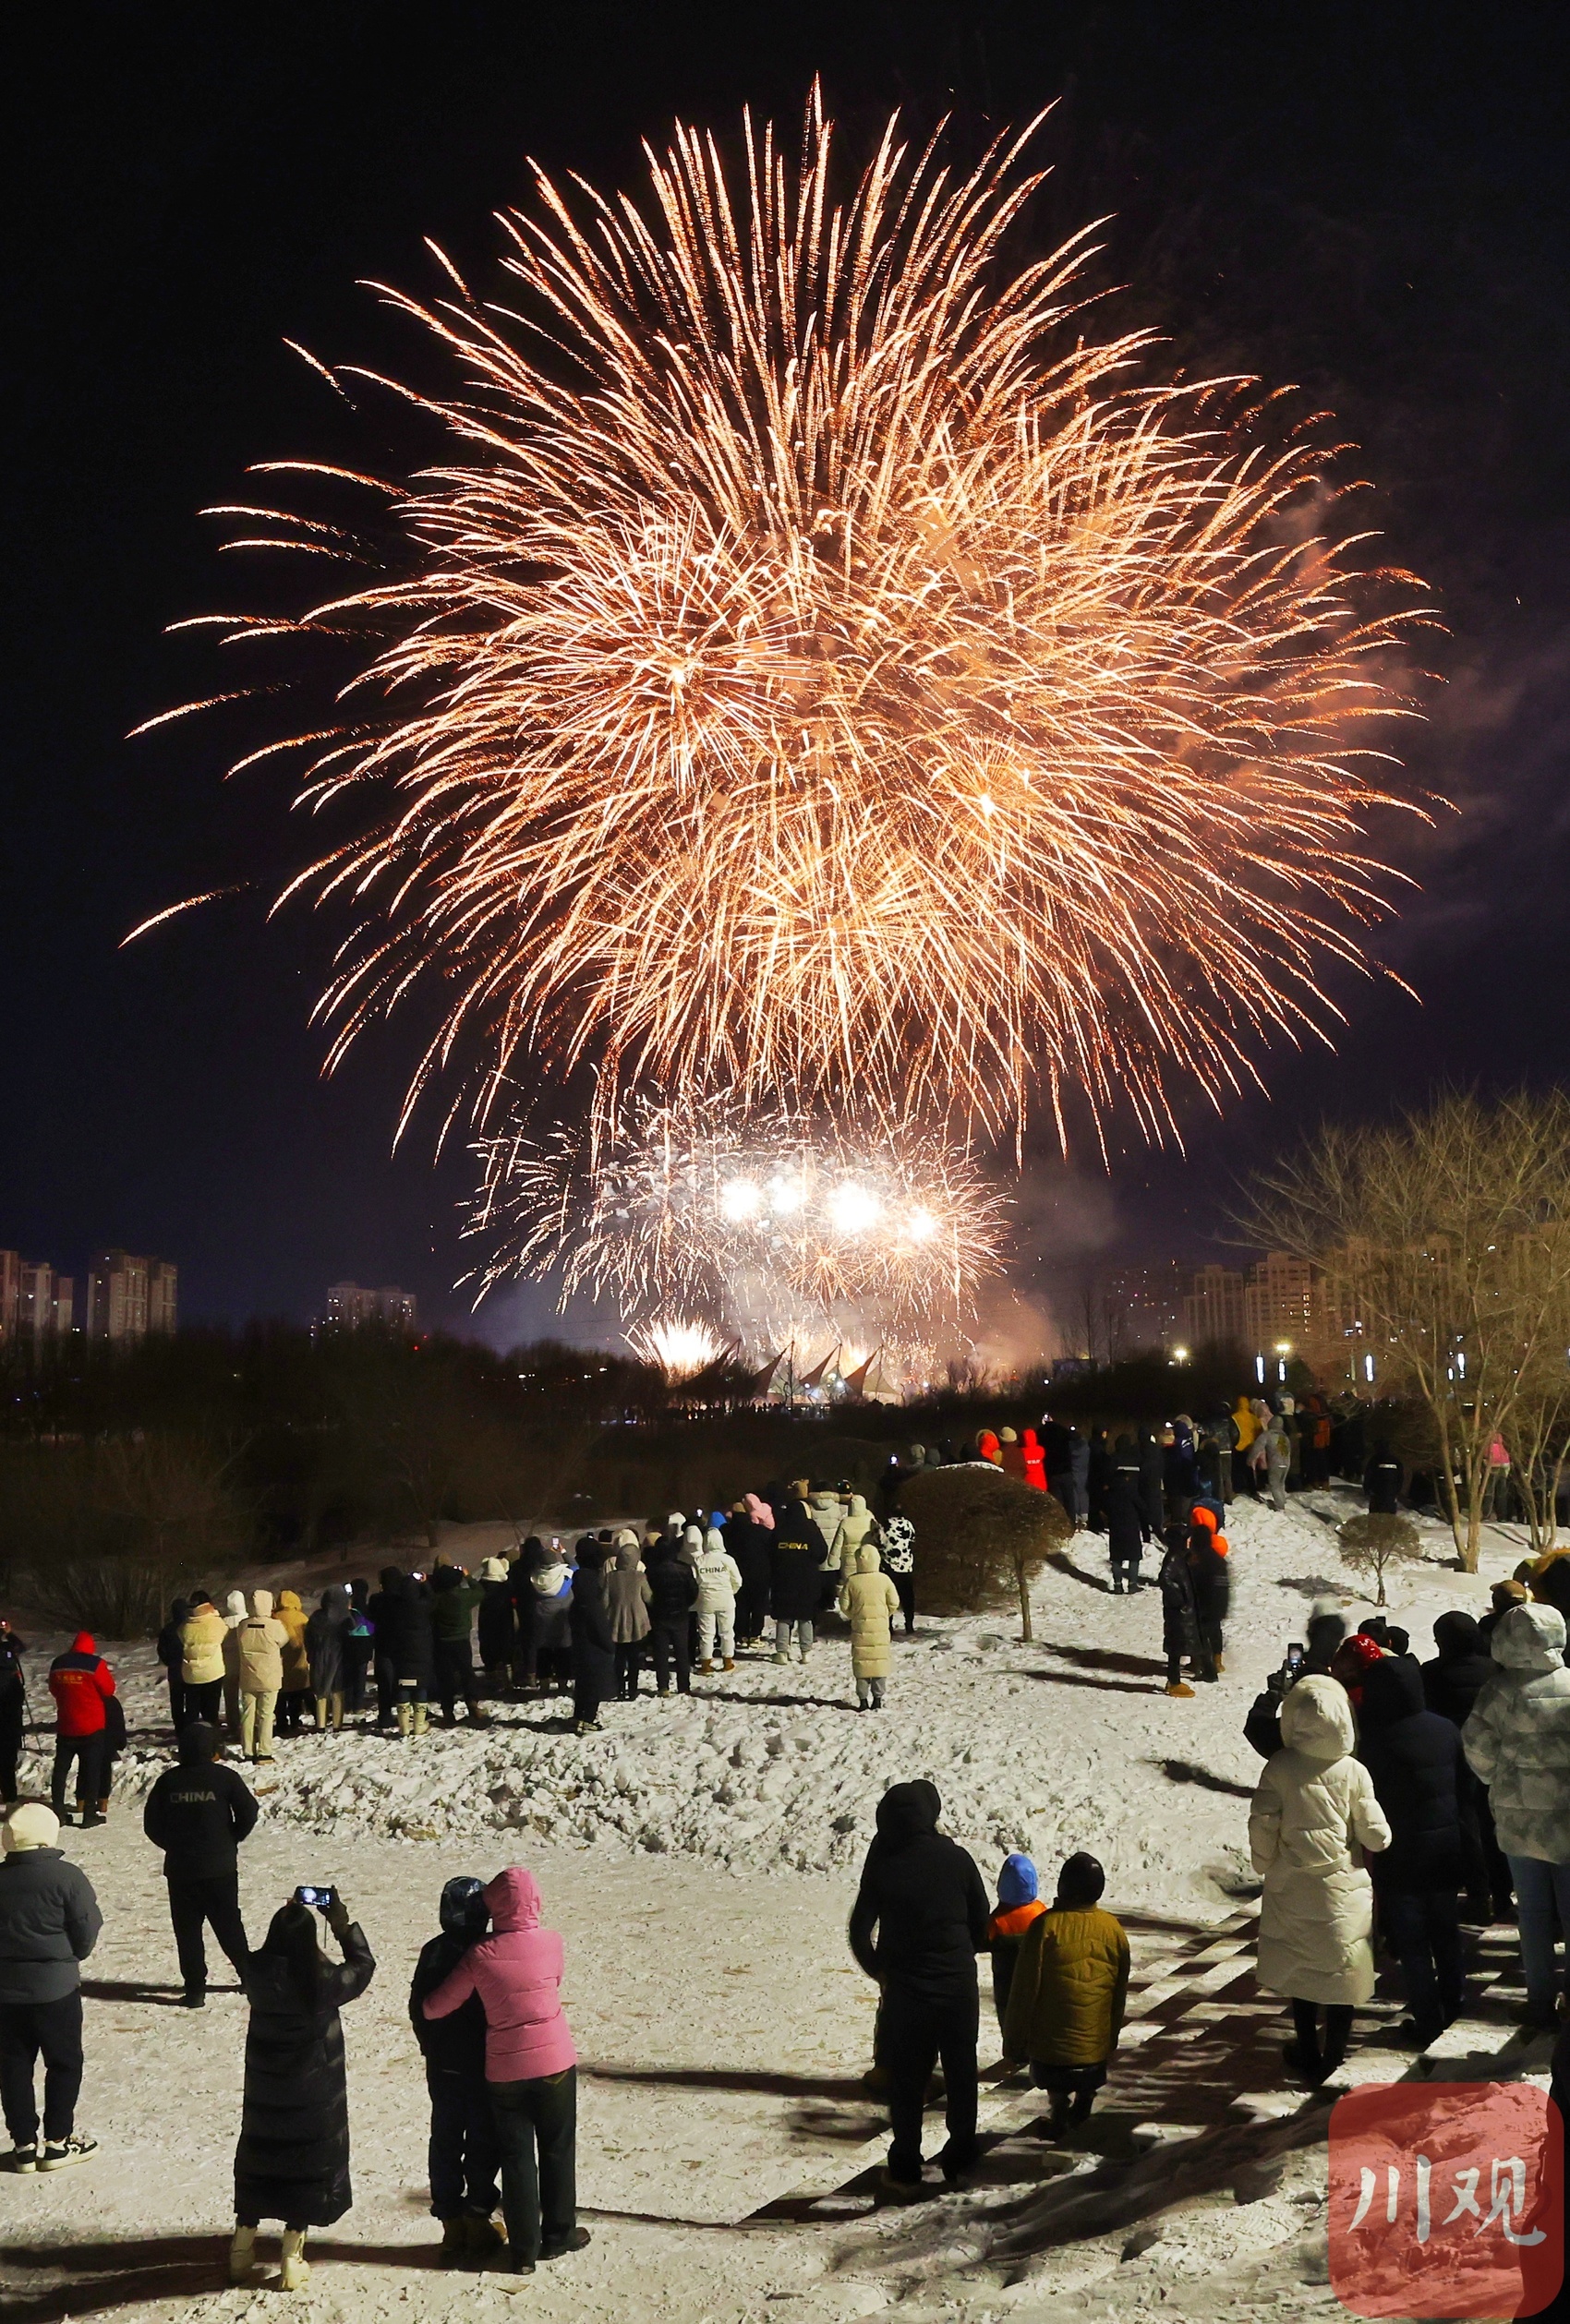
[
  {"xmin": 569, "ymin": 1543, "xmax": 614, "ymax": 1735},
  {"xmin": 232, "ymin": 1893, "xmax": 376, "ymax": 2291}
]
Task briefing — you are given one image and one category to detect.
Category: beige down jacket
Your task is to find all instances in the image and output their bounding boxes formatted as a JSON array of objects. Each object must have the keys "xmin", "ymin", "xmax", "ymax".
[
  {"xmin": 178, "ymin": 1602, "xmax": 228, "ymax": 1687},
  {"xmin": 236, "ymin": 1590, "xmax": 288, "ymax": 1696},
  {"xmin": 1249, "ymin": 1676, "xmax": 1392, "ymax": 2005},
  {"xmin": 837, "ymin": 1494, "xmax": 879, "ymax": 1580},
  {"xmin": 839, "ymin": 1546, "xmax": 901, "ymax": 1680}
]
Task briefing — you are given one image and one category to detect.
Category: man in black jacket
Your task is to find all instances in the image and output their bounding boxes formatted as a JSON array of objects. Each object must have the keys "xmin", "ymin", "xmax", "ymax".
[
  {"xmin": 0, "ymin": 1801, "xmax": 102, "ymax": 2171},
  {"xmin": 409, "ymin": 1875, "xmax": 501, "ymax": 2265},
  {"xmin": 1244, "ymin": 1611, "xmax": 1347, "ymax": 1756},
  {"xmin": 1422, "ymin": 1610, "xmax": 1515, "ymax": 1922},
  {"xmin": 770, "ymin": 1491, "xmax": 827, "ymax": 1663},
  {"xmin": 849, "ymin": 1780, "xmax": 990, "ymax": 2194},
  {"xmin": 142, "ymin": 1722, "xmax": 258, "ymax": 2005},
  {"xmin": 645, "ymin": 1537, "xmax": 696, "ymax": 1696},
  {"xmin": 1359, "ymin": 1656, "xmax": 1467, "ymax": 2047}
]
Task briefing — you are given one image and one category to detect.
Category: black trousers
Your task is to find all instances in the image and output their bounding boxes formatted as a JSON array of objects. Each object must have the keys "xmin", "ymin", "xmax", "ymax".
[
  {"xmin": 427, "ymin": 2062, "xmax": 501, "ymax": 2220},
  {"xmin": 343, "ymin": 1636, "xmax": 371, "ymax": 1713},
  {"xmin": 613, "ymin": 1641, "xmax": 643, "ymax": 1698},
  {"xmin": 0, "ymin": 1992, "xmax": 83, "ymax": 2144},
  {"xmin": 51, "ymin": 1735, "xmax": 102, "ymax": 1812},
  {"xmin": 880, "ymin": 1979, "xmax": 979, "ymax": 2184},
  {"xmin": 891, "ymin": 1571, "xmax": 916, "ymax": 1632},
  {"xmin": 183, "ymin": 1679, "xmax": 223, "ymax": 1728},
  {"xmin": 490, "ymin": 2066, "xmax": 576, "ymax": 2265},
  {"xmin": 649, "ymin": 1621, "xmax": 691, "ymax": 1693},
  {"xmin": 165, "ymin": 1671, "xmax": 187, "ymax": 1730},
  {"xmin": 1290, "ymin": 1998, "xmax": 1353, "ymax": 2076},
  {"xmin": 0, "ymin": 1694, "xmax": 23, "ymax": 1800},
  {"xmin": 435, "ymin": 1637, "xmax": 477, "ymax": 1719},
  {"xmin": 572, "ymin": 1665, "xmax": 604, "ymax": 1726},
  {"xmin": 275, "ymin": 1689, "xmax": 309, "ymax": 1734},
  {"xmin": 167, "ymin": 1870, "xmax": 249, "ymax": 1993},
  {"xmin": 1380, "ymin": 1884, "xmax": 1465, "ymax": 2039},
  {"xmin": 375, "ymin": 1653, "xmax": 398, "ymax": 1724}
]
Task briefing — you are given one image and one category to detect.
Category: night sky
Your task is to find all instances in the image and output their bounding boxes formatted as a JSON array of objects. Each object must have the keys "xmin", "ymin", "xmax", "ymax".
[{"xmin": 9, "ymin": 2, "xmax": 1570, "ymax": 1343}]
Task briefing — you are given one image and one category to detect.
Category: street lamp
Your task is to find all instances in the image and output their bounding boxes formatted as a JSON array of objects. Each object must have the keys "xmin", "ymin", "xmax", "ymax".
[
  {"xmin": 1274, "ymin": 1339, "xmax": 1292, "ymax": 1384},
  {"xmin": 1172, "ymin": 1344, "xmax": 1190, "ymax": 1364}
]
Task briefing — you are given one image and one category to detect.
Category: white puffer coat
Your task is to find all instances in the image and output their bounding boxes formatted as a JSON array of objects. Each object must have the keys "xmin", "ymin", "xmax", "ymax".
[
  {"xmin": 1463, "ymin": 1603, "xmax": 1570, "ymax": 1863},
  {"xmin": 837, "ymin": 1494, "xmax": 879, "ymax": 1579},
  {"xmin": 1249, "ymin": 1676, "xmax": 1392, "ymax": 2005},
  {"xmin": 809, "ymin": 1491, "xmax": 846, "ymax": 1571},
  {"xmin": 694, "ymin": 1530, "xmax": 743, "ymax": 1615}
]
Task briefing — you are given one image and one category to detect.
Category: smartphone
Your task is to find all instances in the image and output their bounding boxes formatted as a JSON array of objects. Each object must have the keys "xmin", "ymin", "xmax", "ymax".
[
  {"xmin": 1285, "ymin": 1642, "xmax": 1305, "ymax": 1675},
  {"xmin": 296, "ymin": 1884, "xmax": 336, "ymax": 1913}
]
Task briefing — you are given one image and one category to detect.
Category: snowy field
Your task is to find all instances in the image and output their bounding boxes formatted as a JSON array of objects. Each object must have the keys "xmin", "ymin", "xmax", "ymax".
[{"xmin": 0, "ymin": 1488, "xmax": 1552, "ymax": 2324}]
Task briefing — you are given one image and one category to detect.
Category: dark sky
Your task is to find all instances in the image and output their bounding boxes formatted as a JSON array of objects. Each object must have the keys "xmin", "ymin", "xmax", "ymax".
[{"xmin": 8, "ymin": 2, "xmax": 1570, "ymax": 1343}]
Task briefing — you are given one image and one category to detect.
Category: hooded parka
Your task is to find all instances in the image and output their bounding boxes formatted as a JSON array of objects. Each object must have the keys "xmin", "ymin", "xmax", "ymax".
[
  {"xmin": 605, "ymin": 1541, "xmax": 653, "ymax": 1643},
  {"xmin": 839, "ymin": 1545, "xmax": 900, "ymax": 1679},
  {"xmin": 236, "ymin": 1594, "xmax": 287, "ymax": 1697},
  {"xmin": 1463, "ymin": 1602, "xmax": 1570, "ymax": 1863},
  {"xmin": 1250, "ymin": 1676, "xmax": 1392, "ymax": 2004},
  {"xmin": 178, "ymin": 1600, "xmax": 229, "ymax": 1689},
  {"xmin": 236, "ymin": 1902, "xmax": 375, "ymax": 2227}
]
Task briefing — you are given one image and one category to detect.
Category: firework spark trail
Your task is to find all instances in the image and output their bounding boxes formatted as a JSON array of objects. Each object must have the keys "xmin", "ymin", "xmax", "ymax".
[
  {"xmin": 150, "ymin": 90, "xmax": 1436, "ymax": 1148},
  {"xmin": 463, "ymin": 1094, "xmax": 1010, "ymax": 1343}
]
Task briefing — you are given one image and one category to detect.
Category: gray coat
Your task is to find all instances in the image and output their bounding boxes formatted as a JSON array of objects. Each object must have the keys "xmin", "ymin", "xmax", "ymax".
[
  {"xmin": 1464, "ymin": 1602, "xmax": 1570, "ymax": 1864},
  {"xmin": 0, "ymin": 1848, "xmax": 103, "ymax": 2005}
]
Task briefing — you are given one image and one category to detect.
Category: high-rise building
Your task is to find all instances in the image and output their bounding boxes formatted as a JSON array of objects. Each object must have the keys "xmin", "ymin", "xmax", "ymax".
[
  {"xmin": 325, "ymin": 1282, "xmax": 417, "ymax": 1331},
  {"xmin": 1244, "ymin": 1251, "xmax": 1320, "ymax": 1356},
  {"xmin": 0, "ymin": 1252, "xmax": 19, "ymax": 1341},
  {"xmin": 86, "ymin": 1250, "xmax": 178, "ymax": 1343},
  {"xmin": 1, "ymin": 1253, "xmax": 78, "ymax": 1340},
  {"xmin": 1184, "ymin": 1263, "xmax": 1249, "ymax": 1347}
]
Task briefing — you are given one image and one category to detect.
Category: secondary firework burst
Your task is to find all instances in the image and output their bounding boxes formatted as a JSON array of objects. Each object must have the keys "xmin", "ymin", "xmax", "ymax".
[
  {"xmin": 143, "ymin": 89, "xmax": 1435, "ymax": 1148},
  {"xmin": 461, "ymin": 1097, "xmax": 1010, "ymax": 1345}
]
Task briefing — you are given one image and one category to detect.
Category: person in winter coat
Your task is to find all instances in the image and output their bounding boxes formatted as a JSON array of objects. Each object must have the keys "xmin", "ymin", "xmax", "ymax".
[
  {"xmin": 1262, "ymin": 1416, "xmax": 1291, "ymax": 1512},
  {"xmin": 850, "ymin": 1781, "xmax": 989, "ymax": 2195},
  {"xmin": 430, "ymin": 1568, "xmax": 486, "ymax": 1729},
  {"xmin": 341, "ymin": 1582, "xmax": 373, "ymax": 1716},
  {"xmin": 726, "ymin": 1499, "xmax": 772, "ymax": 1647},
  {"xmin": 1463, "ymin": 1602, "xmax": 1570, "ymax": 2029},
  {"xmin": 477, "ymin": 1559, "xmax": 515, "ymax": 1692},
  {"xmin": 1364, "ymin": 1440, "xmax": 1402, "ymax": 1515},
  {"xmin": 880, "ymin": 1510, "xmax": 917, "ymax": 1634},
  {"xmin": 408, "ymin": 1875, "xmax": 502, "ymax": 2267},
  {"xmin": 1423, "ymin": 1610, "xmax": 1514, "ymax": 1920},
  {"xmin": 997, "ymin": 1427, "xmax": 1025, "ymax": 1482},
  {"xmin": 221, "ymin": 1590, "xmax": 248, "ymax": 1740},
  {"xmin": 1067, "ymin": 1429, "xmax": 1090, "ymax": 1526},
  {"xmin": 807, "ymin": 1485, "xmax": 847, "ymax": 1609},
  {"xmin": 273, "ymin": 1591, "xmax": 312, "ymax": 1737},
  {"xmin": 1186, "ymin": 1507, "xmax": 1231, "ymax": 1673},
  {"xmin": 0, "ymin": 1621, "xmax": 26, "ymax": 1805},
  {"xmin": 526, "ymin": 1545, "xmax": 574, "ymax": 1695},
  {"xmin": 380, "ymin": 1571, "xmax": 438, "ymax": 1738},
  {"xmin": 1020, "ymin": 1427, "xmax": 1048, "ymax": 1493},
  {"xmin": 142, "ymin": 1721, "xmax": 258, "ymax": 2005},
  {"xmin": 692, "ymin": 1527, "xmax": 743, "ymax": 1674},
  {"xmin": 987, "ymin": 1852, "xmax": 1045, "ymax": 2031},
  {"xmin": 236, "ymin": 1594, "xmax": 288, "ymax": 1765},
  {"xmin": 569, "ymin": 1547, "xmax": 614, "ymax": 1735},
  {"xmin": 1001, "ymin": 1852, "xmax": 1130, "ymax": 2137},
  {"xmin": 1245, "ymin": 1611, "xmax": 1347, "ymax": 1757},
  {"xmin": 837, "ymin": 1493, "xmax": 879, "ymax": 1580},
  {"xmin": 1105, "ymin": 1437, "xmax": 1149, "ymax": 1594},
  {"xmin": 423, "ymin": 1865, "xmax": 587, "ymax": 2275},
  {"xmin": 604, "ymin": 1535, "xmax": 653, "ymax": 1699},
  {"xmin": 47, "ymin": 1635, "xmax": 115, "ymax": 1826},
  {"xmin": 770, "ymin": 1494, "xmax": 827, "ymax": 1662},
  {"xmin": 0, "ymin": 1802, "xmax": 102, "ymax": 2172},
  {"xmin": 1157, "ymin": 1535, "xmax": 1211, "ymax": 1696},
  {"xmin": 178, "ymin": 1592, "xmax": 229, "ymax": 1730},
  {"xmin": 1249, "ymin": 1675, "xmax": 1392, "ymax": 2084},
  {"xmin": 1136, "ymin": 1428, "xmax": 1165, "ymax": 1536},
  {"xmin": 305, "ymin": 1586, "xmax": 352, "ymax": 1733},
  {"xmin": 645, "ymin": 1535, "xmax": 697, "ymax": 1697},
  {"xmin": 232, "ymin": 1889, "xmax": 375, "ymax": 2291},
  {"xmin": 839, "ymin": 1545, "xmax": 900, "ymax": 1710},
  {"xmin": 156, "ymin": 1598, "xmax": 191, "ymax": 1733},
  {"xmin": 1358, "ymin": 1656, "xmax": 1467, "ymax": 2047},
  {"xmin": 1085, "ymin": 1427, "xmax": 1112, "ymax": 1527}
]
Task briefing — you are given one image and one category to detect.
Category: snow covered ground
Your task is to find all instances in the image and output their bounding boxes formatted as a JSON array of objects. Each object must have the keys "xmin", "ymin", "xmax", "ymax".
[{"xmin": 0, "ymin": 1488, "xmax": 1552, "ymax": 2324}]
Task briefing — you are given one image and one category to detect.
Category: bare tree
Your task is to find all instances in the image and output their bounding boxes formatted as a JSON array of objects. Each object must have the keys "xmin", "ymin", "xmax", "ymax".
[
  {"xmin": 1244, "ymin": 1091, "xmax": 1570, "ymax": 1571},
  {"xmin": 1336, "ymin": 1511, "xmax": 1423, "ymax": 1607}
]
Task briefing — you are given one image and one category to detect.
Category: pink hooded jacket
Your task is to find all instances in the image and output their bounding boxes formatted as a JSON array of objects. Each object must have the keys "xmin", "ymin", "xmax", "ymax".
[{"xmin": 423, "ymin": 1866, "xmax": 576, "ymax": 2081}]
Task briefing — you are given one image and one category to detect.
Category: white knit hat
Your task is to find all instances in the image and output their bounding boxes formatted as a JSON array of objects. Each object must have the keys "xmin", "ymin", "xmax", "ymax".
[{"xmin": 3, "ymin": 1802, "xmax": 60, "ymax": 1852}]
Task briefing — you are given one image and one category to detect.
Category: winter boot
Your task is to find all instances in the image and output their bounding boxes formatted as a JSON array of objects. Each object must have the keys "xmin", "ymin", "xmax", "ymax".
[
  {"xmin": 413, "ymin": 1702, "xmax": 429, "ymax": 1738},
  {"xmin": 315, "ymin": 1697, "xmax": 329, "ymax": 1731},
  {"xmin": 395, "ymin": 1701, "xmax": 413, "ymax": 1739},
  {"xmin": 466, "ymin": 1700, "xmax": 489, "ymax": 1727},
  {"xmin": 280, "ymin": 2229, "xmax": 310, "ymax": 2291},
  {"xmin": 1214, "ymin": 1653, "xmax": 1226, "ymax": 1673},
  {"xmin": 723, "ymin": 1657, "xmax": 735, "ymax": 1671},
  {"xmin": 773, "ymin": 1652, "xmax": 790, "ymax": 1665},
  {"xmin": 440, "ymin": 2217, "xmax": 468, "ymax": 2267},
  {"xmin": 1165, "ymin": 1680, "xmax": 1195, "ymax": 1698},
  {"xmin": 228, "ymin": 2225, "xmax": 258, "ymax": 2283},
  {"xmin": 466, "ymin": 2213, "xmax": 507, "ymax": 2264}
]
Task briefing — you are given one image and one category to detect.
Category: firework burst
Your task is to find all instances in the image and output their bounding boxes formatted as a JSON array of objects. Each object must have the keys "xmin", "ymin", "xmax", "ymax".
[
  {"xmin": 462, "ymin": 1094, "xmax": 1010, "ymax": 1343},
  {"xmin": 146, "ymin": 90, "xmax": 1434, "ymax": 1147}
]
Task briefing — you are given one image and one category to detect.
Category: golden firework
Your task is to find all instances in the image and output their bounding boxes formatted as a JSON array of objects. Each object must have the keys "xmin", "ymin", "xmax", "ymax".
[{"xmin": 143, "ymin": 90, "xmax": 1434, "ymax": 1147}]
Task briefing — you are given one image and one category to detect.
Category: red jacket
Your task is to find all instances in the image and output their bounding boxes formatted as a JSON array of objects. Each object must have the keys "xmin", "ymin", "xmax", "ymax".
[
  {"xmin": 49, "ymin": 1632, "xmax": 116, "ymax": 1737},
  {"xmin": 1020, "ymin": 1429, "xmax": 1047, "ymax": 1491}
]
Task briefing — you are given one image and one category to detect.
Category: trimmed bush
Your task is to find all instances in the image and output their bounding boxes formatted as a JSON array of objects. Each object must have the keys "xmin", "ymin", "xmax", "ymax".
[
  {"xmin": 1336, "ymin": 1511, "xmax": 1424, "ymax": 1608},
  {"xmin": 899, "ymin": 1464, "xmax": 1070, "ymax": 1639}
]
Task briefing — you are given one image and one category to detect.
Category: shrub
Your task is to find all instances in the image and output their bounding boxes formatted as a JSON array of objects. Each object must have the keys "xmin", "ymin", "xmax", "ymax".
[
  {"xmin": 899, "ymin": 1464, "xmax": 1070, "ymax": 1639},
  {"xmin": 1336, "ymin": 1511, "xmax": 1424, "ymax": 1608},
  {"xmin": 23, "ymin": 1558, "xmax": 187, "ymax": 1640}
]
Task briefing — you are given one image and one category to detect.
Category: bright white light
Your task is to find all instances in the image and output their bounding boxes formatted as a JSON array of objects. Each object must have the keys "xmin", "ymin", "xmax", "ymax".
[
  {"xmin": 1172, "ymin": 1344, "xmax": 1190, "ymax": 1363},
  {"xmin": 1255, "ymin": 1355, "xmax": 1266, "ymax": 1384},
  {"xmin": 903, "ymin": 1206, "xmax": 937, "ymax": 1244},
  {"xmin": 719, "ymin": 1176, "xmax": 762, "ymax": 1222},
  {"xmin": 828, "ymin": 1181, "xmax": 882, "ymax": 1235},
  {"xmin": 1363, "ymin": 1353, "xmax": 1375, "ymax": 1382},
  {"xmin": 626, "ymin": 1315, "xmax": 725, "ymax": 1380},
  {"xmin": 767, "ymin": 1174, "xmax": 805, "ymax": 1216}
]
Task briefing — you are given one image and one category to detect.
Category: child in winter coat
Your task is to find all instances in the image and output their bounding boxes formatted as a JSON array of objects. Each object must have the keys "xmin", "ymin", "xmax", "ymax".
[
  {"xmin": 839, "ymin": 1545, "xmax": 900, "ymax": 1710},
  {"xmin": 1001, "ymin": 1853, "xmax": 1129, "ymax": 2136},
  {"xmin": 987, "ymin": 1852, "xmax": 1046, "ymax": 2030},
  {"xmin": 693, "ymin": 1529, "xmax": 743, "ymax": 1674}
]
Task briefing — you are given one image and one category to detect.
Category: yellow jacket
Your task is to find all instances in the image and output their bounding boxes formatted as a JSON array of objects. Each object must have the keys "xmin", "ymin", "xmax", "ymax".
[
  {"xmin": 1232, "ymin": 1397, "xmax": 1260, "ymax": 1452},
  {"xmin": 275, "ymin": 1590, "xmax": 312, "ymax": 1690},
  {"xmin": 1002, "ymin": 1903, "xmax": 1130, "ymax": 2066}
]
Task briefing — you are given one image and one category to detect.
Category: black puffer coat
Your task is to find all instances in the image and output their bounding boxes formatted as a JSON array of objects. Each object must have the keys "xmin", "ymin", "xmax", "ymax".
[
  {"xmin": 848, "ymin": 1780, "xmax": 989, "ymax": 2002},
  {"xmin": 1104, "ymin": 1439, "xmax": 1148, "ymax": 1559},
  {"xmin": 1421, "ymin": 1611, "xmax": 1496, "ymax": 1726},
  {"xmin": 1156, "ymin": 1539, "xmax": 1201, "ymax": 1659},
  {"xmin": 770, "ymin": 1500, "xmax": 827, "ymax": 1620},
  {"xmin": 305, "ymin": 1585, "xmax": 352, "ymax": 1697},
  {"xmin": 1358, "ymin": 1655, "xmax": 1466, "ymax": 1892},
  {"xmin": 645, "ymin": 1544, "xmax": 697, "ymax": 1626},
  {"xmin": 236, "ymin": 1911, "xmax": 375, "ymax": 2227},
  {"xmin": 477, "ymin": 1578, "xmax": 514, "ymax": 1669},
  {"xmin": 368, "ymin": 1573, "xmax": 435, "ymax": 1684},
  {"xmin": 569, "ymin": 1558, "xmax": 614, "ymax": 1690}
]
